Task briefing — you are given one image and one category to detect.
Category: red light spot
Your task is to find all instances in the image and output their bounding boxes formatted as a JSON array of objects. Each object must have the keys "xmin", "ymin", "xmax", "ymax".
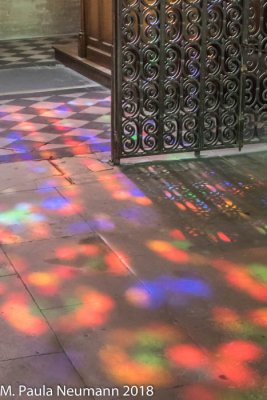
[
  {"xmin": 166, "ymin": 344, "xmax": 208, "ymax": 368},
  {"xmin": 80, "ymin": 244, "xmax": 99, "ymax": 256},
  {"xmin": 1, "ymin": 293, "xmax": 48, "ymax": 335},
  {"xmin": 219, "ymin": 341, "xmax": 263, "ymax": 361},
  {"xmin": 249, "ymin": 308, "xmax": 267, "ymax": 327},
  {"xmin": 56, "ymin": 247, "xmax": 76, "ymax": 260},
  {"xmin": 213, "ymin": 307, "xmax": 239, "ymax": 325},
  {"xmin": 217, "ymin": 232, "xmax": 231, "ymax": 242},
  {"xmin": 170, "ymin": 229, "xmax": 186, "ymax": 240},
  {"xmin": 181, "ymin": 385, "xmax": 217, "ymax": 400},
  {"xmin": 185, "ymin": 201, "xmax": 197, "ymax": 211},
  {"xmin": 214, "ymin": 359, "xmax": 259, "ymax": 388},
  {"xmin": 175, "ymin": 202, "xmax": 186, "ymax": 210},
  {"xmin": 105, "ymin": 252, "xmax": 128, "ymax": 275}
]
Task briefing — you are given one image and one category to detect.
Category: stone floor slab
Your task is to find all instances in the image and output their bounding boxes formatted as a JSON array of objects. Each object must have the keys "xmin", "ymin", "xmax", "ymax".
[
  {"xmin": 0, "ymin": 275, "xmax": 60, "ymax": 360},
  {"xmin": 0, "ymin": 187, "xmax": 88, "ymax": 244},
  {"xmin": 0, "ymin": 248, "xmax": 15, "ymax": 276},
  {"xmin": 3, "ymin": 233, "xmax": 139, "ymax": 310},
  {"xmin": 0, "ymin": 353, "xmax": 87, "ymax": 400}
]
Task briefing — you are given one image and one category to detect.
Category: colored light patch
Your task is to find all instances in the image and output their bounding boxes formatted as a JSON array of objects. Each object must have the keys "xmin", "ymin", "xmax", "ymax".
[
  {"xmin": 1, "ymin": 293, "xmax": 48, "ymax": 335},
  {"xmin": 214, "ymin": 359, "xmax": 260, "ymax": 388},
  {"xmin": 166, "ymin": 344, "xmax": 208, "ymax": 368},
  {"xmin": 26, "ymin": 272, "xmax": 59, "ymax": 295},
  {"xmin": 56, "ymin": 290, "xmax": 114, "ymax": 332},
  {"xmin": 119, "ymin": 206, "xmax": 155, "ymax": 223},
  {"xmin": 41, "ymin": 197, "xmax": 70, "ymax": 210},
  {"xmin": 134, "ymin": 196, "xmax": 152, "ymax": 205},
  {"xmin": 104, "ymin": 252, "xmax": 128, "ymax": 275},
  {"xmin": 31, "ymin": 166, "xmax": 46, "ymax": 173},
  {"xmin": 87, "ymin": 217, "xmax": 115, "ymax": 231},
  {"xmin": 175, "ymin": 202, "xmax": 187, "ymax": 210},
  {"xmin": 148, "ymin": 240, "xmax": 189, "ymax": 263},
  {"xmin": 112, "ymin": 190, "xmax": 131, "ymax": 200},
  {"xmin": 211, "ymin": 260, "xmax": 267, "ymax": 301},
  {"xmin": 213, "ymin": 307, "xmax": 241, "ymax": 328},
  {"xmin": 181, "ymin": 385, "xmax": 217, "ymax": 400},
  {"xmin": 0, "ymin": 204, "xmax": 45, "ymax": 226},
  {"xmin": 249, "ymin": 264, "xmax": 267, "ymax": 283},
  {"xmin": 99, "ymin": 324, "xmax": 183, "ymax": 386},
  {"xmin": 80, "ymin": 244, "xmax": 100, "ymax": 256},
  {"xmin": 56, "ymin": 247, "xmax": 77, "ymax": 260},
  {"xmin": 170, "ymin": 230, "xmax": 186, "ymax": 240},
  {"xmin": 125, "ymin": 287, "xmax": 152, "ymax": 308},
  {"xmin": 249, "ymin": 309, "xmax": 267, "ymax": 327},
  {"xmin": 126, "ymin": 276, "xmax": 211, "ymax": 308},
  {"xmin": 68, "ymin": 222, "xmax": 91, "ymax": 234},
  {"xmin": 217, "ymin": 232, "xmax": 231, "ymax": 242},
  {"xmin": 171, "ymin": 239, "xmax": 192, "ymax": 249},
  {"xmin": 218, "ymin": 340, "xmax": 263, "ymax": 362}
]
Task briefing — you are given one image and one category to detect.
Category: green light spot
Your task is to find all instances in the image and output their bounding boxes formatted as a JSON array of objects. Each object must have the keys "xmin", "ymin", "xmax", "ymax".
[
  {"xmin": 136, "ymin": 333, "xmax": 166, "ymax": 348},
  {"xmin": 172, "ymin": 240, "xmax": 192, "ymax": 249},
  {"xmin": 133, "ymin": 352, "xmax": 165, "ymax": 368},
  {"xmin": 249, "ymin": 264, "xmax": 267, "ymax": 283}
]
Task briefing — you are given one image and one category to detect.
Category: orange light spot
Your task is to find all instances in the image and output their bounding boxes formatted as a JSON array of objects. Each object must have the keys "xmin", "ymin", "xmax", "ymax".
[
  {"xmin": 112, "ymin": 190, "xmax": 131, "ymax": 200},
  {"xmin": 27, "ymin": 272, "xmax": 57, "ymax": 287},
  {"xmin": 53, "ymin": 266, "xmax": 77, "ymax": 279},
  {"xmin": 1, "ymin": 294, "xmax": 48, "ymax": 335},
  {"xmin": 218, "ymin": 341, "xmax": 263, "ymax": 361},
  {"xmin": 125, "ymin": 287, "xmax": 151, "ymax": 307},
  {"xmin": 249, "ymin": 308, "xmax": 267, "ymax": 327},
  {"xmin": 80, "ymin": 244, "xmax": 100, "ymax": 256},
  {"xmin": 181, "ymin": 385, "xmax": 217, "ymax": 400},
  {"xmin": 105, "ymin": 252, "xmax": 128, "ymax": 275},
  {"xmin": 217, "ymin": 232, "xmax": 231, "ymax": 242},
  {"xmin": 185, "ymin": 201, "xmax": 197, "ymax": 211},
  {"xmin": 57, "ymin": 290, "xmax": 114, "ymax": 331},
  {"xmin": 225, "ymin": 269, "xmax": 267, "ymax": 301},
  {"xmin": 60, "ymin": 203, "xmax": 82, "ymax": 215},
  {"xmin": 170, "ymin": 229, "xmax": 186, "ymax": 240},
  {"xmin": 0, "ymin": 282, "xmax": 6, "ymax": 295},
  {"xmin": 175, "ymin": 202, "xmax": 186, "ymax": 210},
  {"xmin": 214, "ymin": 359, "xmax": 259, "ymax": 388},
  {"xmin": 213, "ymin": 307, "xmax": 240, "ymax": 327},
  {"xmin": 56, "ymin": 247, "xmax": 77, "ymax": 260},
  {"xmin": 134, "ymin": 197, "xmax": 152, "ymax": 205},
  {"xmin": 148, "ymin": 240, "xmax": 189, "ymax": 263},
  {"xmin": 166, "ymin": 345, "xmax": 208, "ymax": 368}
]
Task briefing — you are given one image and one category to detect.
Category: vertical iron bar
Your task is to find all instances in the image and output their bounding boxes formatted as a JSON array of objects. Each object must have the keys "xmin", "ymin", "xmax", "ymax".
[
  {"xmin": 111, "ymin": 0, "xmax": 122, "ymax": 165},
  {"xmin": 158, "ymin": 0, "xmax": 167, "ymax": 152},
  {"xmin": 238, "ymin": 0, "xmax": 250, "ymax": 150},
  {"xmin": 138, "ymin": 0, "xmax": 144, "ymax": 153},
  {"xmin": 198, "ymin": 0, "xmax": 209, "ymax": 153}
]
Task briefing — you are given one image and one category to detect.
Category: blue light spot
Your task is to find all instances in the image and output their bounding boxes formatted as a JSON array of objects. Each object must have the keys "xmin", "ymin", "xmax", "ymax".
[{"xmin": 41, "ymin": 197, "xmax": 70, "ymax": 210}]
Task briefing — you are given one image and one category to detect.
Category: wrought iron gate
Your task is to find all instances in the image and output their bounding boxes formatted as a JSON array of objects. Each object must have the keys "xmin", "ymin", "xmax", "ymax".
[{"xmin": 112, "ymin": 0, "xmax": 267, "ymax": 164}]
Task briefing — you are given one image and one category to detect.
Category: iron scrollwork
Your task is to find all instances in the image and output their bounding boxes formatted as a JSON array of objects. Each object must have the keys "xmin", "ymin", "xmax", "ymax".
[{"xmin": 113, "ymin": 0, "xmax": 266, "ymax": 161}]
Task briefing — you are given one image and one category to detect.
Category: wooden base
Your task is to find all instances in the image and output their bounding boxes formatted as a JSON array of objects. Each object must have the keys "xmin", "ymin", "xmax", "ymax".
[{"xmin": 54, "ymin": 44, "xmax": 111, "ymax": 89}]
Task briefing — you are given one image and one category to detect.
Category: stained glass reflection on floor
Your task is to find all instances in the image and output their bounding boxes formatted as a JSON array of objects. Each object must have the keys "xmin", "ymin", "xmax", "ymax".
[
  {"xmin": 0, "ymin": 87, "xmax": 111, "ymax": 162},
  {"xmin": 0, "ymin": 89, "xmax": 266, "ymax": 398}
]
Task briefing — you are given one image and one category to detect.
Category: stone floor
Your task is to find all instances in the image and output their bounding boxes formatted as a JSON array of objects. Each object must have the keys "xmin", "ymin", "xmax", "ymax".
[
  {"xmin": 0, "ymin": 36, "xmax": 77, "ymax": 69},
  {"xmin": 0, "ymin": 143, "xmax": 266, "ymax": 399},
  {"xmin": 0, "ymin": 87, "xmax": 111, "ymax": 161},
  {"xmin": 0, "ymin": 39, "xmax": 266, "ymax": 399}
]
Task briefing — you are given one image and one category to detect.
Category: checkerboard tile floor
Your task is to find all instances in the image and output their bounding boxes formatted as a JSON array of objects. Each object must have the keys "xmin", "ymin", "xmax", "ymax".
[
  {"xmin": 0, "ymin": 87, "xmax": 111, "ymax": 162},
  {"xmin": 0, "ymin": 36, "xmax": 77, "ymax": 69}
]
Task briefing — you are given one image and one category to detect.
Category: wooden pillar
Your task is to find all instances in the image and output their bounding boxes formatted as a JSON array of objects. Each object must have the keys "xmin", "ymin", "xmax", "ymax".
[{"xmin": 78, "ymin": 0, "xmax": 87, "ymax": 58}]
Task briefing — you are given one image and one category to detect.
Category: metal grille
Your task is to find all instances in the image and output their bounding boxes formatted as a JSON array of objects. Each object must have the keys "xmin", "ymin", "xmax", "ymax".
[
  {"xmin": 112, "ymin": 0, "xmax": 266, "ymax": 163},
  {"xmin": 244, "ymin": 0, "xmax": 267, "ymax": 142}
]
